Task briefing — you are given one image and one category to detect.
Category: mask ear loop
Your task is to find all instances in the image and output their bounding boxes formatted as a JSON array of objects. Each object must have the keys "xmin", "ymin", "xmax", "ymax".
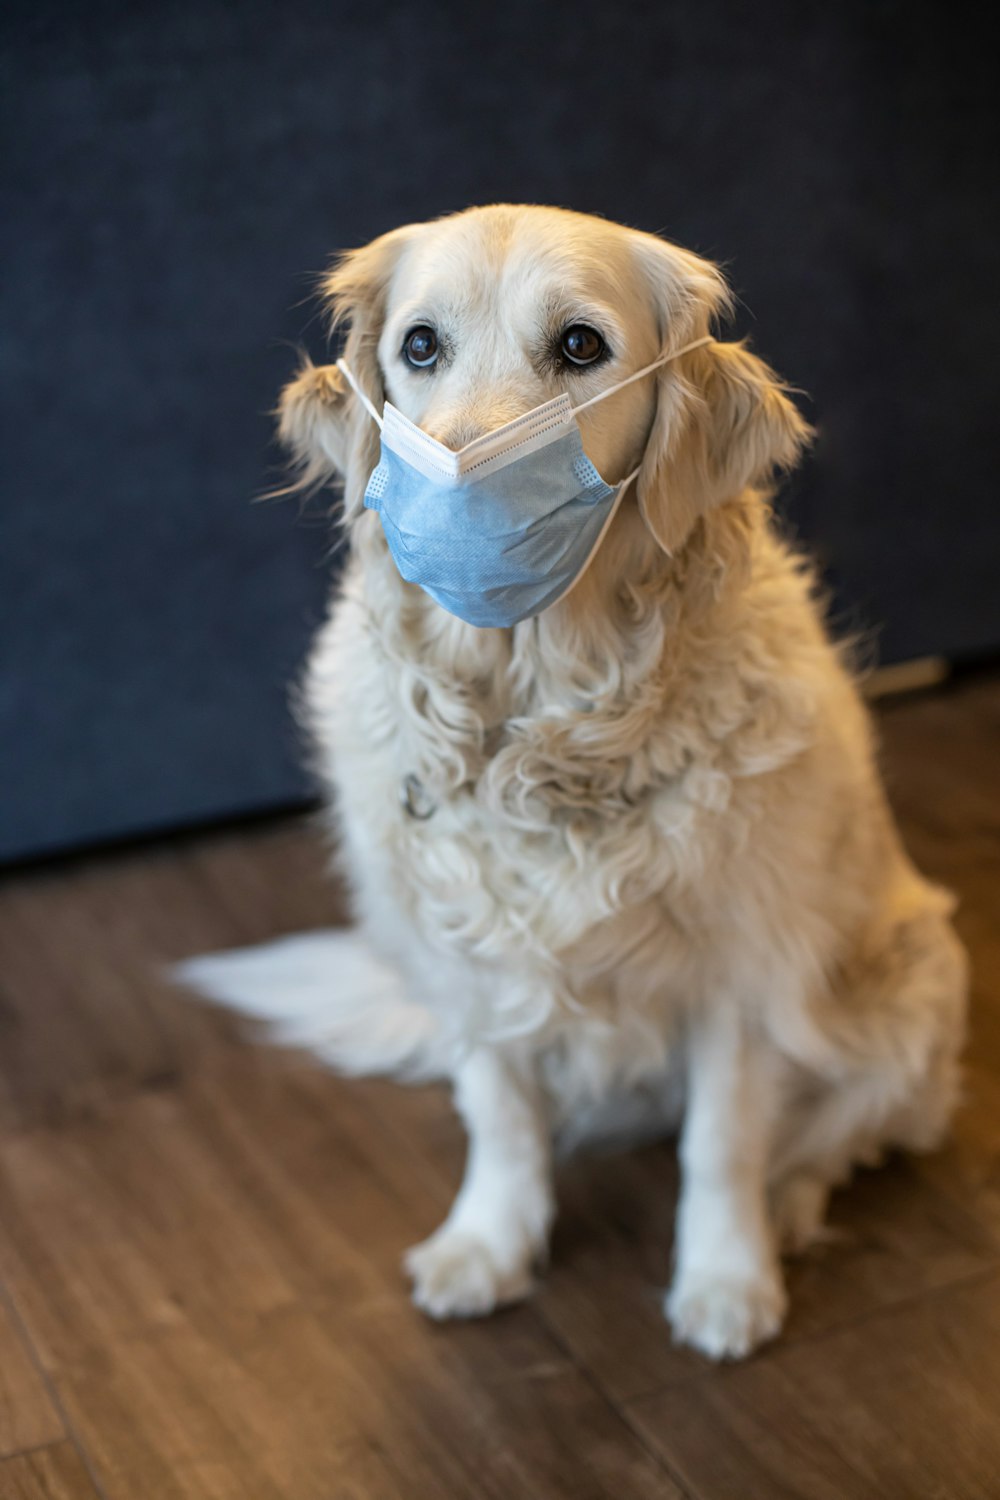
[
  {"xmin": 544, "ymin": 468, "xmax": 642, "ymax": 613},
  {"xmin": 570, "ymin": 334, "xmax": 714, "ymax": 416},
  {"xmin": 336, "ymin": 358, "xmax": 384, "ymax": 429}
]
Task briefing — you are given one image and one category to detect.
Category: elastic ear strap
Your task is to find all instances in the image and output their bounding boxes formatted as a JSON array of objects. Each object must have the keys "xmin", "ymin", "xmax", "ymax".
[
  {"xmin": 336, "ymin": 358, "xmax": 384, "ymax": 429},
  {"xmin": 546, "ymin": 466, "xmax": 641, "ymax": 612},
  {"xmin": 571, "ymin": 334, "xmax": 714, "ymax": 416}
]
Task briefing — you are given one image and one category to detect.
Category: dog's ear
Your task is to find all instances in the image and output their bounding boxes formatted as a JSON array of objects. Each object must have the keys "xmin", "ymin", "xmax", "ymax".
[
  {"xmin": 628, "ymin": 233, "xmax": 811, "ymax": 554},
  {"xmin": 636, "ymin": 340, "xmax": 812, "ymax": 554},
  {"xmin": 277, "ymin": 357, "xmax": 352, "ymax": 489},
  {"xmin": 628, "ymin": 231, "xmax": 734, "ymax": 348},
  {"xmin": 277, "ymin": 223, "xmax": 422, "ymax": 517}
]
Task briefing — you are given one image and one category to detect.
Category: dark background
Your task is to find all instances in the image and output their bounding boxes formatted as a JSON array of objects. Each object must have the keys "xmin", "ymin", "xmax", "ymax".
[{"xmin": 2, "ymin": 0, "xmax": 998, "ymax": 863}]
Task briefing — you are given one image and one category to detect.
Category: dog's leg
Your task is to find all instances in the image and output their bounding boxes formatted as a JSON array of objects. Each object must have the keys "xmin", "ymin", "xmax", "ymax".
[
  {"xmin": 769, "ymin": 906, "xmax": 967, "ymax": 1252},
  {"xmin": 667, "ymin": 1004, "xmax": 786, "ymax": 1359},
  {"xmin": 405, "ymin": 1047, "xmax": 554, "ymax": 1319}
]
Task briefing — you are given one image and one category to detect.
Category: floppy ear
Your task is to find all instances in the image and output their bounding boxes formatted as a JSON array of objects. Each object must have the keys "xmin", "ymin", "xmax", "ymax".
[
  {"xmin": 276, "ymin": 223, "xmax": 422, "ymax": 519},
  {"xmin": 627, "ymin": 232, "xmax": 811, "ymax": 554},
  {"xmin": 636, "ymin": 339, "xmax": 813, "ymax": 555},
  {"xmin": 277, "ymin": 357, "xmax": 352, "ymax": 489}
]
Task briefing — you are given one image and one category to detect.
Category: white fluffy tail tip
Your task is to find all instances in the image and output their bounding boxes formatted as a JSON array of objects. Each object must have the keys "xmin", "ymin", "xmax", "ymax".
[{"xmin": 172, "ymin": 929, "xmax": 439, "ymax": 1081}]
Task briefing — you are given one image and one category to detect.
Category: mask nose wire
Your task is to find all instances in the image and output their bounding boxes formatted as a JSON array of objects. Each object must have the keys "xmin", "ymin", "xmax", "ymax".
[{"xmin": 336, "ymin": 358, "xmax": 384, "ymax": 429}]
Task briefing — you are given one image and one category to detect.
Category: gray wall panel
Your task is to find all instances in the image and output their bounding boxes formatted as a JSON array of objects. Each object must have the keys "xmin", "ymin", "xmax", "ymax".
[{"xmin": 2, "ymin": 0, "xmax": 997, "ymax": 860}]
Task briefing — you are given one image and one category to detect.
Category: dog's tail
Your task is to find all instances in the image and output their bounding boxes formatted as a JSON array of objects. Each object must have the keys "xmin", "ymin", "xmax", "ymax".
[{"xmin": 173, "ymin": 929, "xmax": 441, "ymax": 1082}]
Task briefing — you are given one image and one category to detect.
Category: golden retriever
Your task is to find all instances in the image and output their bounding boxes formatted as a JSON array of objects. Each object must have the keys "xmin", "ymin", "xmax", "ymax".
[{"xmin": 182, "ymin": 204, "xmax": 967, "ymax": 1359}]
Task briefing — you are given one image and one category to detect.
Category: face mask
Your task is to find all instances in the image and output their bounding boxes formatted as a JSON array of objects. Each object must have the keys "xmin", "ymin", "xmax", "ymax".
[{"xmin": 337, "ymin": 334, "xmax": 712, "ymax": 629}]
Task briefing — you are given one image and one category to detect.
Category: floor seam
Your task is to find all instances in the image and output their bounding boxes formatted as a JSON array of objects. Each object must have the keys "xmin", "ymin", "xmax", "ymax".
[
  {"xmin": 0, "ymin": 1276, "xmax": 112, "ymax": 1500},
  {"xmin": 535, "ymin": 1306, "xmax": 702, "ymax": 1500},
  {"xmin": 621, "ymin": 1259, "xmax": 1000, "ymax": 1410},
  {"xmin": 0, "ymin": 1437, "xmax": 83, "ymax": 1465},
  {"xmin": 355, "ymin": 1085, "xmax": 700, "ymax": 1496}
]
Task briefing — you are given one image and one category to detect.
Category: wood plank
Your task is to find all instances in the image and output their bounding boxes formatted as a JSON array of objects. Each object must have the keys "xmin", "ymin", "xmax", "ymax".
[
  {"xmin": 877, "ymin": 671, "xmax": 1000, "ymax": 857},
  {"xmin": 0, "ymin": 1291, "xmax": 65, "ymax": 1458},
  {"xmin": 627, "ymin": 1267, "xmax": 1000, "ymax": 1500},
  {"xmin": 0, "ymin": 1069, "xmax": 429, "ymax": 1369},
  {"xmin": 2, "ymin": 1304, "xmax": 686, "ymax": 1500},
  {"xmin": 532, "ymin": 1133, "xmax": 999, "ymax": 1404},
  {"xmin": 0, "ymin": 1443, "xmax": 100, "ymax": 1500},
  {"xmin": 0, "ymin": 1061, "xmax": 682, "ymax": 1499},
  {"xmin": 0, "ymin": 820, "xmax": 341, "ymax": 1135},
  {"xmin": 878, "ymin": 670, "xmax": 1000, "ymax": 1250}
]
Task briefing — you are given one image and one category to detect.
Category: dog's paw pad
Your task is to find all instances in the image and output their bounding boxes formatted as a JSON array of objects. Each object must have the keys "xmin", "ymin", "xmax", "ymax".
[
  {"xmin": 404, "ymin": 1229, "xmax": 533, "ymax": 1320},
  {"xmin": 666, "ymin": 1268, "xmax": 787, "ymax": 1360}
]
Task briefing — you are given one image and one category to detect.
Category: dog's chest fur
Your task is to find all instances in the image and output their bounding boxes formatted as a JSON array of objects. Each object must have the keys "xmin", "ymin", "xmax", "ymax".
[{"xmin": 305, "ymin": 544, "xmax": 821, "ymax": 1005}]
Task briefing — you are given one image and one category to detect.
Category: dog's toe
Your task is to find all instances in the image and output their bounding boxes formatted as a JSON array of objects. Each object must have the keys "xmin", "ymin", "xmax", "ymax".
[
  {"xmin": 666, "ymin": 1267, "xmax": 787, "ymax": 1360},
  {"xmin": 404, "ymin": 1229, "xmax": 534, "ymax": 1320}
]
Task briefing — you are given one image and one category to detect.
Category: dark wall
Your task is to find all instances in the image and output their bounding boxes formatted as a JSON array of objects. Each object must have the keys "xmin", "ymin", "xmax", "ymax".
[{"xmin": 2, "ymin": 0, "xmax": 998, "ymax": 862}]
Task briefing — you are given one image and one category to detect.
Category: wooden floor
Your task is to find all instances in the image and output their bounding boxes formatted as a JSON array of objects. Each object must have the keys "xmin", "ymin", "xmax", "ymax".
[{"xmin": 1, "ymin": 672, "xmax": 998, "ymax": 1500}]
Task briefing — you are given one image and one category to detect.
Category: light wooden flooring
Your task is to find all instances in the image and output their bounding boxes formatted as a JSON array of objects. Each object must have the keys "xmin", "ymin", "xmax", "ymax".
[{"xmin": 0, "ymin": 671, "xmax": 998, "ymax": 1499}]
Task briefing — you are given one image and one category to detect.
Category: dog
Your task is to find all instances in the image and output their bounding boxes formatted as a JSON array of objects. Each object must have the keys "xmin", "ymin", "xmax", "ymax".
[{"xmin": 181, "ymin": 204, "xmax": 968, "ymax": 1359}]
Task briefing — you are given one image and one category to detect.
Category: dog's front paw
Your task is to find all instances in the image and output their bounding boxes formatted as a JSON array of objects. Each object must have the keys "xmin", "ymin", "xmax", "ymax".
[
  {"xmin": 404, "ymin": 1228, "xmax": 534, "ymax": 1320},
  {"xmin": 666, "ymin": 1265, "xmax": 787, "ymax": 1360}
]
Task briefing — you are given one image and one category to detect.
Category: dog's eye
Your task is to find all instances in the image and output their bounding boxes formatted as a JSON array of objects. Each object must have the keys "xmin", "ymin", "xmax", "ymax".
[
  {"xmin": 402, "ymin": 325, "xmax": 439, "ymax": 369},
  {"xmin": 560, "ymin": 324, "xmax": 606, "ymax": 367}
]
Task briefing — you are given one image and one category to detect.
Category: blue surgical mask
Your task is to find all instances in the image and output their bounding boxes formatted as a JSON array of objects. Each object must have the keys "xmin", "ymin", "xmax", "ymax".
[{"xmin": 337, "ymin": 335, "xmax": 711, "ymax": 629}]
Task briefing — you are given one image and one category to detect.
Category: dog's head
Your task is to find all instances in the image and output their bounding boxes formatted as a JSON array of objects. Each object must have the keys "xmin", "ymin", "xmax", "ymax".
[{"xmin": 279, "ymin": 205, "xmax": 810, "ymax": 562}]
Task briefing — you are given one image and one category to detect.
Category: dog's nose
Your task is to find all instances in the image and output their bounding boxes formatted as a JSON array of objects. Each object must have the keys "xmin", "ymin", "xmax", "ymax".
[
  {"xmin": 425, "ymin": 423, "xmax": 481, "ymax": 451},
  {"xmin": 425, "ymin": 403, "xmax": 528, "ymax": 451},
  {"xmin": 425, "ymin": 419, "xmax": 499, "ymax": 451}
]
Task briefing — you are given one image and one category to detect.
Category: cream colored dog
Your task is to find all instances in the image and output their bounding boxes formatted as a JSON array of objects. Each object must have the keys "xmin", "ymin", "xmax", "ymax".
[{"xmin": 182, "ymin": 205, "xmax": 967, "ymax": 1359}]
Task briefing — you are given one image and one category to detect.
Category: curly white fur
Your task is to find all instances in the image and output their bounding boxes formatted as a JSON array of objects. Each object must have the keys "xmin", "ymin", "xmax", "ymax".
[{"xmin": 182, "ymin": 206, "xmax": 968, "ymax": 1360}]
